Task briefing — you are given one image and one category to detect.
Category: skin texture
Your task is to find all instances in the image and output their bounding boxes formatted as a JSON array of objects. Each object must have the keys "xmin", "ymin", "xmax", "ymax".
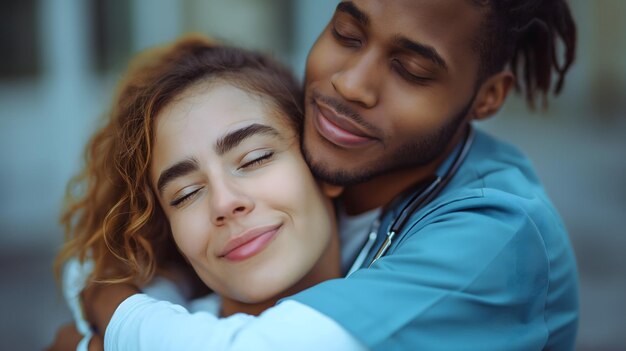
[
  {"xmin": 302, "ymin": 0, "xmax": 512, "ymax": 214},
  {"xmin": 151, "ymin": 82, "xmax": 340, "ymax": 316}
]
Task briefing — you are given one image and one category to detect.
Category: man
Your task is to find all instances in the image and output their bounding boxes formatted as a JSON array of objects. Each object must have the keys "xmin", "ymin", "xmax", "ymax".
[{"xmin": 59, "ymin": 1, "xmax": 579, "ymax": 350}]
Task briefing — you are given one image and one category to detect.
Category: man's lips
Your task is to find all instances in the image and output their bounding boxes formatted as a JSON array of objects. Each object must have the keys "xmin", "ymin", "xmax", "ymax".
[
  {"xmin": 218, "ymin": 224, "xmax": 281, "ymax": 262},
  {"xmin": 313, "ymin": 101, "xmax": 377, "ymax": 148}
]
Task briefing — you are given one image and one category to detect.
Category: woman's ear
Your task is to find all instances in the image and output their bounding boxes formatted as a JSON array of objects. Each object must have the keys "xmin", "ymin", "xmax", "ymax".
[
  {"xmin": 471, "ymin": 70, "xmax": 515, "ymax": 121},
  {"xmin": 321, "ymin": 182, "xmax": 344, "ymax": 198}
]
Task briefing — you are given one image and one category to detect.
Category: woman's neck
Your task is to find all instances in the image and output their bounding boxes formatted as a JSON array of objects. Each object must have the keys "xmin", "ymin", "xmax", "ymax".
[{"xmin": 221, "ymin": 297, "xmax": 277, "ymax": 317}]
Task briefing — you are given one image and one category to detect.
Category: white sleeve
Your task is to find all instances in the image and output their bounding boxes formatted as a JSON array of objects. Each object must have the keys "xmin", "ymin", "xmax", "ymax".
[
  {"xmin": 104, "ymin": 294, "xmax": 367, "ymax": 351},
  {"xmin": 62, "ymin": 257, "xmax": 94, "ymax": 336}
]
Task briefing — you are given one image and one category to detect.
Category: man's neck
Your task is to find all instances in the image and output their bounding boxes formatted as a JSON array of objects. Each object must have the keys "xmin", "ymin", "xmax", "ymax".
[
  {"xmin": 342, "ymin": 129, "xmax": 467, "ymax": 215},
  {"xmin": 342, "ymin": 164, "xmax": 438, "ymax": 215}
]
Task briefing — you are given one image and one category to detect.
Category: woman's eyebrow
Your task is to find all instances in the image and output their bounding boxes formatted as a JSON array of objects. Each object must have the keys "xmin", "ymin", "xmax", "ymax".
[
  {"xmin": 157, "ymin": 158, "xmax": 199, "ymax": 195},
  {"xmin": 215, "ymin": 123, "xmax": 280, "ymax": 156}
]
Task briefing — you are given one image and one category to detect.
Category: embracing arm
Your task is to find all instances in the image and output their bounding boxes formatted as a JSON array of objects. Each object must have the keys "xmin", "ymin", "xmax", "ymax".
[
  {"xmin": 103, "ymin": 294, "xmax": 365, "ymax": 351},
  {"xmin": 292, "ymin": 198, "xmax": 578, "ymax": 350},
  {"xmin": 76, "ymin": 268, "xmax": 363, "ymax": 350}
]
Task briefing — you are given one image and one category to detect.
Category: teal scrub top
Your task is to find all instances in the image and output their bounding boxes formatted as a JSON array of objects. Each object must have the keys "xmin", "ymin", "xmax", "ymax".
[{"xmin": 289, "ymin": 128, "xmax": 579, "ymax": 350}]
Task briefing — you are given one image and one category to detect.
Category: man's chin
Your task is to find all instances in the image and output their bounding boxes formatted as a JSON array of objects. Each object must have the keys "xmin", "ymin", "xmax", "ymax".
[
  {"xmin": 306, "ymin": 159, "xmax": 378, "ymax": 186},
  {"xmin": 301, "ymin": 135, "xmax": 380, "ymax": 186}
]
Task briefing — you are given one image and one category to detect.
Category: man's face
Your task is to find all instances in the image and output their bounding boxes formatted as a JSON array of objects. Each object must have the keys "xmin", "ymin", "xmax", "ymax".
[{"xmin": 303, "ymin": 0, "xmax": 484, "ymax": 185}]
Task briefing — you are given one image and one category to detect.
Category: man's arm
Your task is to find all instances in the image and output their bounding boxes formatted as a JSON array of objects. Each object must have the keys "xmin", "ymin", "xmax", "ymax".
[{"xmin": 290, "ymin": 196, "xmax": 577, "ymax": 350}]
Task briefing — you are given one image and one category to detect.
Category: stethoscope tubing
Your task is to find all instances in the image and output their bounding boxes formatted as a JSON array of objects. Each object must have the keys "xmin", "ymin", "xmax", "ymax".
[{"xmin": 368, "ymin": 127, "xmax": 476, "ymax": 267}]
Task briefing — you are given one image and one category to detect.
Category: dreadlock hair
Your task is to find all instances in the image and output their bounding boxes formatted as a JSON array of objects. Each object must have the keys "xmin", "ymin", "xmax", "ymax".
[{"xmin": 472, "ymin": 0, "xmax": 577, "ymax": 108}]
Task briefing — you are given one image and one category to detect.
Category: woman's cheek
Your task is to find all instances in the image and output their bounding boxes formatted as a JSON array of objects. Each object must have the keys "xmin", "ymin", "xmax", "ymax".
[
  {"xmin": 261, "ymin": 159, "xmax": 318, "ymax": 210},
  {"xmin": 169, "ymin": 213, "xmax": 209, "ymax": 258}
]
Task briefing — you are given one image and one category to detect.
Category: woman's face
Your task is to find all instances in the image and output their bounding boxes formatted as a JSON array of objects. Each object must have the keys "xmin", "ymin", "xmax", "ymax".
[{"xmin": 150, "ymin": 82, "xmax": 335, "ymax": 303}]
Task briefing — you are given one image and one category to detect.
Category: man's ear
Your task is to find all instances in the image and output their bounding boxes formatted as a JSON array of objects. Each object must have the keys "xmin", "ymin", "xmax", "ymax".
[
  {"xmin": 320, "ymin": 182, "xmax": 344, "ymax": 198},
  {"xmin": 471, "ymin": 71, "xmax": 514, "ymax": 120}
]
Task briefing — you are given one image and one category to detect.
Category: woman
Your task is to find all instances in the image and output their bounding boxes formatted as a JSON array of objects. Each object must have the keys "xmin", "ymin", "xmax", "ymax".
[{"xmin": 52, "ymin": 35, "xmax": 341, "ymax": 349}]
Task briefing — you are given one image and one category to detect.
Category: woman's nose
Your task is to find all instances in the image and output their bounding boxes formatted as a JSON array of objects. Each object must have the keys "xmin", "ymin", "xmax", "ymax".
[
  {"xmin": 331, "ymin": 51, "xmax": 381, "ymax": 108},
  {"xmin": 210, "ymin": 180, "xmax": 254, "ymax": 225}
]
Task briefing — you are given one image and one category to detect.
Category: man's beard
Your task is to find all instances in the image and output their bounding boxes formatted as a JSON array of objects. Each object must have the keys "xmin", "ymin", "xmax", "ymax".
[{"xmin": 302, "ymin": 97, "xmax": 474, "ymax": 186}]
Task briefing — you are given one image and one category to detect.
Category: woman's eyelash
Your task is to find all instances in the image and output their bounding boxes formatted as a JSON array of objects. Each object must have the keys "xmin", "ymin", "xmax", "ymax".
[
  {"xmin": 169, "ymin": 152, "xmax": 274, "ymax": 207},
  {"xmin": 170, "ymin": 189, "xmax": 200, "ymax": 207},
  {"xmin": 240, "ymin": 151, "xmax": 275, "ymax": 169}
]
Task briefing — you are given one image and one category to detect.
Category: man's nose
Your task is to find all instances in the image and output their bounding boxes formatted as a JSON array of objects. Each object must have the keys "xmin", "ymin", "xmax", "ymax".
[
  {"xmin": 210, "ymin": 179, "xmax": 254, "ymax": 226},
  {"xmin": 331, "ymin": 51, "xmax": 381, "ymax": 108}
]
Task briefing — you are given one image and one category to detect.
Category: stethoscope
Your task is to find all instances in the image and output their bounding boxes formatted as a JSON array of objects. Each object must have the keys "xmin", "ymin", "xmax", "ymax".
[{"xmin": 347, "ymin": 126, "xmax": 476, "ymax": 276}]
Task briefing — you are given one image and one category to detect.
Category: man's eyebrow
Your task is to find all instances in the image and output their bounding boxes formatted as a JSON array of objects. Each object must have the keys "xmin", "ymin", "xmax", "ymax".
[
  {"xmin": 215, "ymin": 123, "xmax": 280, "ymax": 156},
  {"xmin": 394, "ymin": 36, "xmax": 448, "ymax": 71},
  {"xmin": 157, "ymin": 158, "xmax": 199, "ymax": 195},
  {"xmin": 336, "ymin": 1, "xmax": 369, "ymax": 26}
]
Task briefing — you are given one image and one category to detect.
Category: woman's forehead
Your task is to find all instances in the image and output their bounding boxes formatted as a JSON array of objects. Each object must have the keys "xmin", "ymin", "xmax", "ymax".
[{"xmin": 153, "ymin": 83, "xmax": 296, "ymax": 156}]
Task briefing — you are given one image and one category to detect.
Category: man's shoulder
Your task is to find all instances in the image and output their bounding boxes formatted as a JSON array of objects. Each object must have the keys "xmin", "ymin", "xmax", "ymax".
[
  {"xmin": 441, "ymin": 128, "xmax": 549, "ymax": 210},
  {"xmin": 468, "ymin": 129, "xmax": 540, "ymax": 188},
  {"xmin": 400, "ymin": 129, "xmax": 566, "ymax": 241}
]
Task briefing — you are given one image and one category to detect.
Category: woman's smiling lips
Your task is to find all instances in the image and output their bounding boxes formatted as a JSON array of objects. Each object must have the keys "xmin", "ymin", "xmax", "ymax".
[
  {"xmin": 313, "ymin": 101, "xmax": 377, "ymax": 149},
  {"xmin": 219, "ymin": 224, "xmax": 282, "ymax": 262}
]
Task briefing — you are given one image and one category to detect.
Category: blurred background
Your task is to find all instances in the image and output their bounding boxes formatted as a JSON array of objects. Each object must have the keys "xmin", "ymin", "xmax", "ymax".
[{"xmin": 0, "ymin": 0, "xmax": 624, "ymax": 349}]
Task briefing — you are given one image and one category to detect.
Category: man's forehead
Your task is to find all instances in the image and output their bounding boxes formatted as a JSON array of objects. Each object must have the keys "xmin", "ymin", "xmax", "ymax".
[
  {"xmin": 336, "ymin": 0, "xmax": 484, "ymax": 59},
  {"xmin": 337, "ymin": 0, "xmax": 481, "ymax": 25}
]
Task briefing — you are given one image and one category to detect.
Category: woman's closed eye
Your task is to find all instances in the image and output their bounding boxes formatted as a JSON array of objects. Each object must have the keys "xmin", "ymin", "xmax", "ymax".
[
  {"xmin": 168, "ymin": 151, "xmax": 274, "ymax": 208},
  {"xmin": 238, "ymin": 150, "xmax": 275, "ymax": 170},
  {"xmin": 170, "ymin": 187, "xmax": 203, "ymax": 208}
]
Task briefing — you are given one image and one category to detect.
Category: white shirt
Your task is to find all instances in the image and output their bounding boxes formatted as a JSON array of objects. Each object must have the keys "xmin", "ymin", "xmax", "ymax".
[{"xmin": 337, "ymin": 205, "xmax": 381, "ymax": 274}]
